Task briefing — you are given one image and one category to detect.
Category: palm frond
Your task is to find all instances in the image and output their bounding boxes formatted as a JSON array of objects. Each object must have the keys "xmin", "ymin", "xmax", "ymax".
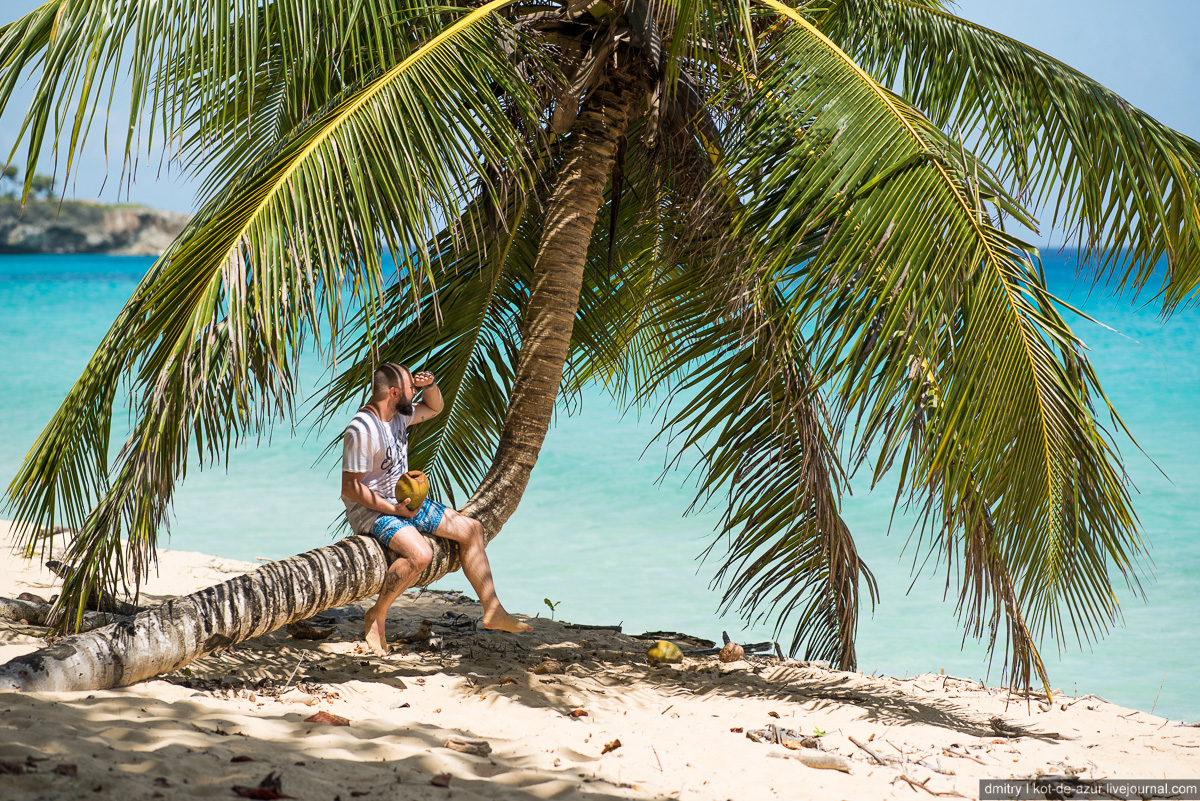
[
  {"xmin": 555, "ymin": 43, "xmax": 876, "ymax": 666},
  {"xmin": 568, "ymin": 103, "xmax": 715, "ymax": 405},
  {"xmin": 657, "ymin": 274, "xmax": 877, "ymax": 666},
  {"xmin": 577, "ymin": 220, "xmax": 878, "ymax": 666},
  {"xmin": 4, "ymin": 0, "xmax": 542, "ymax": 624},
  {"xmin": 0, "ymin": 0, "xmax": 455, "ymax": 196},
  {"xmin": 819, "ymin": 0, "xmax": 1200, "ymax": 309},
  {"xmin": 710, "ymin": 2, "xmax": 1143, "ymax": 688}
]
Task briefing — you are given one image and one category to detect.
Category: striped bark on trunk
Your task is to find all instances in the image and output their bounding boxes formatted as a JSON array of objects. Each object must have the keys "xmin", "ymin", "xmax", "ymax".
[
  {"xmin": 0, "ymin": 536, "xmax": 386, "ymax": 692},
  {"xmin": 462, "ymin": 72, "xmax": 640, "ymax": 533}
]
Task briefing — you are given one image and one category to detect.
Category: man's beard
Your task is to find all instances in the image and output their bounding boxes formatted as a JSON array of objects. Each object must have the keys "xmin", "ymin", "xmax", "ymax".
[{"xmin": 396, "ymin": 400, "xmax": 415, "ymax": 417}]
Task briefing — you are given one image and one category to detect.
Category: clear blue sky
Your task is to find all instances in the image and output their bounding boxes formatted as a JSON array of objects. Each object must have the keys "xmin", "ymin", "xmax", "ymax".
[{"xmin": 2, "ymin": 0, "xmax": 1198, "ymax": 232}]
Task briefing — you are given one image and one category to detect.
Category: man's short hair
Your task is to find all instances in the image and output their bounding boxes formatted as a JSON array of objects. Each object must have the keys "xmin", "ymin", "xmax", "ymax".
[{"xmin": 371, "ymin": 362, "xmax": 412, "ymax": 398}]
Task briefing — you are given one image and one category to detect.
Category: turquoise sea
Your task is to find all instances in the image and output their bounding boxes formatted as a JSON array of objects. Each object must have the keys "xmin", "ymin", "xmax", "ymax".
[{"xmin": 1, "ymin": 253, "xmax": 1197, "ymax": 720}]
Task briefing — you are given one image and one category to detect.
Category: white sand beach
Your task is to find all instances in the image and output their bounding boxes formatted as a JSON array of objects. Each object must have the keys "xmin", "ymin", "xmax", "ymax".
[{"xmin": 1, "ymin": 519, "xmax": 1197, "ymax": 800}]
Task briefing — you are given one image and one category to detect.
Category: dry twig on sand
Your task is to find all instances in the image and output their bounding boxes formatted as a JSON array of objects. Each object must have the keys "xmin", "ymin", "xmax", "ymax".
[
  {"xmin": 848, "ymin": 735, "xmax": 887, "ymax": 765},
  {"xmin": 894, "ymin": 774, "xmax": 965, "ymax": 797}
]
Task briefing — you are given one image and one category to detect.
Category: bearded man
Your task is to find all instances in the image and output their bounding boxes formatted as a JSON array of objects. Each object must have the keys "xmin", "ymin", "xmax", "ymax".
[{"xmin": 341, "ymin": 363, "xmax": 531, "ymax": 655}]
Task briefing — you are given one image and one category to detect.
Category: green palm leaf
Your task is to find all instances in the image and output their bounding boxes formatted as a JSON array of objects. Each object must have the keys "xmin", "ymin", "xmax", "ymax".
[
  {"xmin": 653, "ymin": 272, "xmax": 878, "ymax": 666},
  {"xmin": 4, "ymin": 0, "xmax": 540, "ymax": 623},
  {"xmin": 568, "ymin": 120, "xmax": 700, "ymax": 403},
  {"xmin": 818, "ymin": 0, "xmax": 1200, "ymax": 309},
  {"xmin": 0, "ymin": 0, "xmax": 436, "ymax": 196},
  {"xmin": 907, "ymin": 357, "xmax": 1054, "ymax": 691},
  {"xmin": 560, "ymin": 91, "xmax": 876, "ymax": 665},
  {"xmin": 708, "ymin": 2, "xmax": 1142, "ymax": 689}
]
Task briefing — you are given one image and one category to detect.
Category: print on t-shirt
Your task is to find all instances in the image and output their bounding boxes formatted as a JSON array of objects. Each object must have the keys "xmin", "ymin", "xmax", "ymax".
[{"xmin": 341, "ymin": 409, "xmax": 412, "ymax": 533}]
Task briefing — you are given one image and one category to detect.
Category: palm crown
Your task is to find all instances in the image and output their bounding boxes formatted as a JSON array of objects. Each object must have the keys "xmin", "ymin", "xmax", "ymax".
[{"xmin": 4, "ymin": 0, "xmax": 1198, "ymax": 694}]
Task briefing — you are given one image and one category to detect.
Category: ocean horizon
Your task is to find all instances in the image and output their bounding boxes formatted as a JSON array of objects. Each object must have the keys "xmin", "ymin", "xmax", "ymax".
[{"xmin": 1, "ymin": 252, "xmax": 1197, "ymax": 721}]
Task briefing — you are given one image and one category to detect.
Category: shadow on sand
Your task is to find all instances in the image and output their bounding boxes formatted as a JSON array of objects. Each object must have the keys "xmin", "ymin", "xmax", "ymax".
[{"xmin": 145, "ymin": 590, "xmax": 1056, "ymax": 742}]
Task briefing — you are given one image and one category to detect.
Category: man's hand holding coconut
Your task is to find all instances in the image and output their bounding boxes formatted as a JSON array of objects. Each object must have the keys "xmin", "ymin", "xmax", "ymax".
[{"xmin": 341, "ymin": 363, "xmax": 532, "ymax": 656}]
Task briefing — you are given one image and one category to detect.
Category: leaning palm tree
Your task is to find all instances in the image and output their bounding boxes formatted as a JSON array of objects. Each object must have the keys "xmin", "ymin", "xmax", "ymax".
[{"xmin": 2, "ymin": 0, "xmax": 1198, "ymax": 692}]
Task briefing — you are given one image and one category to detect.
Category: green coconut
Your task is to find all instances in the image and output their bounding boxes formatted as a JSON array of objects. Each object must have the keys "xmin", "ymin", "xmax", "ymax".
[{"xmin": 394, "ymin": 470, "xmax": 429, "ymax": 512}]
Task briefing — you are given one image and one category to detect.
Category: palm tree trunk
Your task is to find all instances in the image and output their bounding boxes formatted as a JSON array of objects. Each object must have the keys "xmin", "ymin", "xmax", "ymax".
[
  {"xmin": 417, "ymin": 69, "xmax": 641, "ymax": 580},
  {"xmin": 0, "ymin": 536, "xmax": 387, "ymax": 691}
]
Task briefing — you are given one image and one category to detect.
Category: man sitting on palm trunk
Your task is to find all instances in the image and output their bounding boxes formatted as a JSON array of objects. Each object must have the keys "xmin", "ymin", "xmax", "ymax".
[{"xmin": 341, "ymin": 362, "xmax": 531, "ymax": 655}]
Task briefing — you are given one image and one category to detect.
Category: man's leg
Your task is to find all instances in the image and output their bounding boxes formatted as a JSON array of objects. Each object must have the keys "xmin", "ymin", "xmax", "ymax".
[
  {"xmin": 363, "ymin": 522, "xmax": 433, "ymax": 656},
  {"xmin": 434, "ymin": 508, "xmax": 532, "ymax": 633}
]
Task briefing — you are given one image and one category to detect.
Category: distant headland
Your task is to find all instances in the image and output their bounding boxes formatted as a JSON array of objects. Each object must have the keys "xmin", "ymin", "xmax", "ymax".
[{"xmin": 0, "ymin": 199, "xmax": 191, "ymax": 256}]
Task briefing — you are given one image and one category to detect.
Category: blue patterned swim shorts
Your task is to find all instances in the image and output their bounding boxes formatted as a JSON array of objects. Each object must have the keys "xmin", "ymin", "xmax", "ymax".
[{"xmin": 371, "ymin": 499, "xmax": 447, "ymax": 548}]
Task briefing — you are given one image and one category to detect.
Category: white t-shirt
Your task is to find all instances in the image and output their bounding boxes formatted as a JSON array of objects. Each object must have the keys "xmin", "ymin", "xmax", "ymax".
[{"xmin": 341, "ymin": 408, "xmax": 412, "ymax": 534}]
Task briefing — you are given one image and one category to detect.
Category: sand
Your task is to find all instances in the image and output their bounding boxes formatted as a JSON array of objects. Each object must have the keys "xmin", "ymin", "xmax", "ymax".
[{"xmin": 1, "ymin": 520, "xmax": 1197, "ymax": 800}]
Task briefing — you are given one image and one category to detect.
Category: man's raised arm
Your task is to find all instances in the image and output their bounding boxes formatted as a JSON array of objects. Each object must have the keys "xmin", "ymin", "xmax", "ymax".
[{"xmin": 409, "ymin": 370, "xmax": 442, "ymax": 425}]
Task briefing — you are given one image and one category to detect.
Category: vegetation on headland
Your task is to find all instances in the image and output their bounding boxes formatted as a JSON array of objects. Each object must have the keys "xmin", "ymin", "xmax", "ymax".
[
  {"xmin": 1, "ymin": 164, "xmax": 54, "ymax": 200},
  {"xmin": 1, "ymin": 0, "xmax": 1198, "ymax": 693},
  {"xmin": 0, "ymin": 197, "xmax": 189, "ymax": 255},
  {"xmin": 0, "ymin": 163, "xmax": 190, "ymax": 255}
]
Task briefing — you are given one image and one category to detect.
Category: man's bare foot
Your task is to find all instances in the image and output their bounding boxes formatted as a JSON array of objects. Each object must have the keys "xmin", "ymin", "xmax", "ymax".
[
  {"xmin": 363, "ymin": 607, "xmax": 390, "ymax": 656},
  {"xmin": 481, "ymin": 608, "xmax": 533, "ymax": 633}
]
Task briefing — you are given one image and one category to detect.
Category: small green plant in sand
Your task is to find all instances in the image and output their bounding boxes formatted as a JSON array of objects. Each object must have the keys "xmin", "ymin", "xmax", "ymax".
[{"xmin": 543, "ymin": 598, "xmax": 561, "ymax": 620}]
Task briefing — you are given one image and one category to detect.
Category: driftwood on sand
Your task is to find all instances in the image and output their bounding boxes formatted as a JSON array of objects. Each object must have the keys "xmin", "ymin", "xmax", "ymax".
[
  {"xmin": 0, "ymin": 596, "xmax": 123, "ymax": 632},
  {"xmin": 44, "ymin": 560, "xmax": 145, "ymax": 616}
]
